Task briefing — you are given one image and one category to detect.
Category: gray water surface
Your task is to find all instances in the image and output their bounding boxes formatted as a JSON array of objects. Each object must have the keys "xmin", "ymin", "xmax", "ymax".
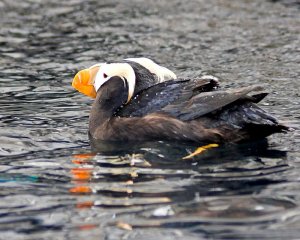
[{"xmin": 0, "ymin": 0, "xmax": 300, "ymax": 239}]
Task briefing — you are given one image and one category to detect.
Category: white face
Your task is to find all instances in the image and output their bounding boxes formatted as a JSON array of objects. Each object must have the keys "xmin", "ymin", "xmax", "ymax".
[
  {"xmin": 94, "ymin": 64, "xmax": 111, "ymax": 92},
  {"xmin": 93, "ymin": 63, "xmax": 136, "ymax": 103}
]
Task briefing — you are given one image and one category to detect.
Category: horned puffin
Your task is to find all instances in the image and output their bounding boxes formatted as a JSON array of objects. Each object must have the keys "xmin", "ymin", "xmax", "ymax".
[{"xmin": 72, "ymin": 60, "xmax": 289, "ymax": 143}]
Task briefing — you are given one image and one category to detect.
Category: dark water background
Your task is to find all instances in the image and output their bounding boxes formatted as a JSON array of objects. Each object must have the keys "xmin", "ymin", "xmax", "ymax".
[{"xmin": 0, "ymin": 0, "xmax": 299, "ymax": 239}]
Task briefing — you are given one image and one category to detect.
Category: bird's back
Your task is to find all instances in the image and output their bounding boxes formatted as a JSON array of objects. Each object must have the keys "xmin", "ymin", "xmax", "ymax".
[{"xmin": 116, "ymin": 78, "xmax": 289, "ymax": 142}]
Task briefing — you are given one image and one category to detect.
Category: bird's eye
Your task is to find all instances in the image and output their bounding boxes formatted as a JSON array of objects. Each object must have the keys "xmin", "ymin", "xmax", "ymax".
[{"xmin": 103, "ymin": 73, "xmax": 108, "ymax": 78}]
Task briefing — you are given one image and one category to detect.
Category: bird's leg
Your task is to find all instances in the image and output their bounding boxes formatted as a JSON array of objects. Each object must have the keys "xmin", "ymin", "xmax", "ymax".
[{"xmin": 182, "ymin": 143, "xmax": 219, "ymax": 160}]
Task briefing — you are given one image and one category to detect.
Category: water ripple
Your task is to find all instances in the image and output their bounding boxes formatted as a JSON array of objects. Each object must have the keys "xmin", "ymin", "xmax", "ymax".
[{"xmin": 0, "ymin": 0, "xmax": 299, "ymax": 239}]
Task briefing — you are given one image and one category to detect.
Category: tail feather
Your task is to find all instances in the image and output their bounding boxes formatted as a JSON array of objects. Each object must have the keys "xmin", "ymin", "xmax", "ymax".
[
  {"xmin": 249, "ymin": 93, "xmax": 269, "ymax": 103},
  {"xmin": 218, "ymin": 102, "xmax": 289, "ymax": 139}
]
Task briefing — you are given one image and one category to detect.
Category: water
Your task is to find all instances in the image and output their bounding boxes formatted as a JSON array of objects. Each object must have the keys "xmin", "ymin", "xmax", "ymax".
[{"xmin": 0, "ymin": 0, "xmax": 299, "ymax": 239}]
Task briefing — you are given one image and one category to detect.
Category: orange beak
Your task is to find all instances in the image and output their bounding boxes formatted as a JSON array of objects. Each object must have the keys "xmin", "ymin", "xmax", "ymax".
[{"xmin": 72, "ymin": 65, "xmax": 100, "ymax": 98}]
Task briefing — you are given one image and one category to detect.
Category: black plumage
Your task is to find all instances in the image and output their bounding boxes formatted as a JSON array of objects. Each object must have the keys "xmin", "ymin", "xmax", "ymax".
[
  {"xmin": 116, "ymin": 78, "xmax": 219, "ymax": 118},
  {"xmin": 112, "ymin": 60, "xmax": 161, "ymax": 95},
  {"xmin": 89, "ymin": 75, "xmax": 289, "ymax": 143}
]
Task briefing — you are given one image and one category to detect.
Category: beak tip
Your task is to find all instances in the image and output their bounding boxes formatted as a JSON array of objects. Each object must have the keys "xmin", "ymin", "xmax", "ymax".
[{"xmin": 72, "ymin": 68, "xmax": 98, "ymax": 99}]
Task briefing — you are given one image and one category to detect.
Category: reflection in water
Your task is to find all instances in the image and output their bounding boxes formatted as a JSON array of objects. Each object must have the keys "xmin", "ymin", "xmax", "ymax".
[
  {"xmin": 69, "ymin": 152, "xmax": 172, "ymax": 209},
  {"xmin": 66, "ymin": 141, "xmax": 296, "ymax": 236},
  {"xmin": 0, "ymin": 0, "xmax": 299, "ymax": 239}
]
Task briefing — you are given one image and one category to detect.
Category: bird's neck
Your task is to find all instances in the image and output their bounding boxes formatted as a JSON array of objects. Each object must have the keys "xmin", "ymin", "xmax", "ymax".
[
  {"xmin": 89, "ymin": 77, "xmax": 128, "ymax": 135},
  {"xmin": 89, "ymin": 102, "xmax": 111, "ymax": 135}
]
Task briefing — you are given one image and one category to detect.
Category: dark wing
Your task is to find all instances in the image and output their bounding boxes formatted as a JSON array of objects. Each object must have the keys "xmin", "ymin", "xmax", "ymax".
[
  {"xmin": 117, "ymin": 77, "xmax": 265, "ymax": 121},
  {"xmin": 164, "ymin": 85, "xmax": 265, "ymax": 121},
  {"xmin": 116, "ymin": 78, "xmax": 218, "ymax": 117}
]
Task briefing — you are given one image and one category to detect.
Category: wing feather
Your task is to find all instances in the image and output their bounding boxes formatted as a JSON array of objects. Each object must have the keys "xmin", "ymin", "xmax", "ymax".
[
  {"xmin": 164, "ymin": 85, "xmax": 264, "ymax": 121},
  {"xmin": 118, "ymin": 78, "xmax": 264, "ymax": 122}
]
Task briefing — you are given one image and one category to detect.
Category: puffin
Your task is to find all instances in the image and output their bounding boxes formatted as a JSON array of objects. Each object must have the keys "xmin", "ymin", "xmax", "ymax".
[{"xmin": 72, "ymin": 61, "xmax": 290, "ymax": 143}]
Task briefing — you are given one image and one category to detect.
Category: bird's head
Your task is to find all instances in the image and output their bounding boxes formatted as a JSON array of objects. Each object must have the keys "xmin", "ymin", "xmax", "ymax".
[
  {"xmin": 72, "ymin": 63, "xmax": 136, "ymax": 104},
  {"xmin": 94, "ymin": 63, "xmax": 135, "ymax": 103}
]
